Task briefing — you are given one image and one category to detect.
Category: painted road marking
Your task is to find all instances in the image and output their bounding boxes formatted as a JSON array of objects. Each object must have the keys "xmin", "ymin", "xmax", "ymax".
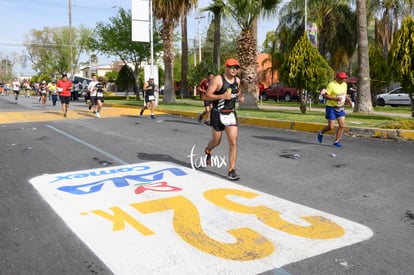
[
  {"xmin": 29, "ymin": 162, "xmax": 373, "ymax": 274},
  {"xmin": 0, "ymin": 107, "xmax": 165, "ymax": 124}
]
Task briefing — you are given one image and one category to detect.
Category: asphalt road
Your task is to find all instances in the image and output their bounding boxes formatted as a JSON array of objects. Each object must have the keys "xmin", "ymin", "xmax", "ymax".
[{"xmin": 1, "ymin": 95, "xmax": 413, "ymax": 275}]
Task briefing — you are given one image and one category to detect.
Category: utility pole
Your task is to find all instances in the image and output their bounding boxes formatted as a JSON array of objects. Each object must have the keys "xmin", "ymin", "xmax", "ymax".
[
  {"xmin": 69, "ymin": 0, "xmax": 73, "ymax": 76},
  {"xmin": 304, "ymin": 0, "xmax": 307, "ymax": 37},
  {"xmin": 150, "ymin": 0, "xmax": 154, "ymax": 76},
  {"xmin": 195, "ymin": 15, "xmax": 205, "ymax": 64}
]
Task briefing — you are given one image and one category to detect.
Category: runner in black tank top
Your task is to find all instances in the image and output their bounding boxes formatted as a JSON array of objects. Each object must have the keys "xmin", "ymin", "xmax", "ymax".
[{"xmin": 203, "ymin": 58, "xmax": 245, "ymax": 181}]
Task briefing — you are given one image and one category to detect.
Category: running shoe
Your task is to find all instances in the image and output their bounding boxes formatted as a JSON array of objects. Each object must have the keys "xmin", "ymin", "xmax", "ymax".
[
  {"xmin": 96, "ymin": 112, "xmax": 100, "ymax": 118},
  {"xmin": 198, "ymin": 114, "xmax": 202, "ymax": 123},
  {"xmin": 150, "ymin": 115, "xmax": 156, "ymax": 119},
  {"xmin": 317, "ymin": 131, "xmax": 323, "ymax": 143},
  {"xmin": 140, "ymin": 109, "xmax": 144, "ymax": 117},
  {"xmin": 333, "ymin": 141, "xmax": 343, "ymax": 148},
  {"xmin": 227, "ymin": 169, "xmax": 240, "ymax": 181},
  {"xmin": 205, "ymin": 148, "xmax": 211, "ymax": 166}
]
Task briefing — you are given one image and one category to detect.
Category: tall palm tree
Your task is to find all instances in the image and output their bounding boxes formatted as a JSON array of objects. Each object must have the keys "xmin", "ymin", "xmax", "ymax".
[
  {"xmin": 277, "ymin": 0, "xmax": 356, "ymax": 71},
  {"xmin": 367, "ymin": 0, "xmax": 414, "ymax": 55},
  {"xmin": 356, "ymin": 0, "xmax": 373, "ymax": 113},
  {"xmin": 200, "ymin": 0, "xmax": 226, "ymax": 71},
  {"xmin": 225, "ymin": 0, "xmax": 281, "ymax": 105},
  {"xmin": 152, "ymin": 0, "xmax": 197, "ymax": 103},
  {"xmin": 180, "ymin": 14, "xmax": 190, "ymax": 97}
]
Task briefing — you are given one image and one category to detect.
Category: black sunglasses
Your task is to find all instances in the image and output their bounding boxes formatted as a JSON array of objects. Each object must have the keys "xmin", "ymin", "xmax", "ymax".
[{"xmin": 227, "ymin": 65, "xmax": 240, "ymax": 70}]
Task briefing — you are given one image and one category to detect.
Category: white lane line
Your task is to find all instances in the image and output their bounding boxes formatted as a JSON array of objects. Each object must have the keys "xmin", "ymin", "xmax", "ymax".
[{"xmin": 46, "ymin": 124, "xmax": 128, "ymax": 165}]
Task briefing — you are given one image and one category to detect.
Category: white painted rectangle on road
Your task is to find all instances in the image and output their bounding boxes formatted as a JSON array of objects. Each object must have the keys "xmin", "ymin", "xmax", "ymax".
[{"xmin": 29, "ymin": 162, "xmax": 373, "ymax": 274}]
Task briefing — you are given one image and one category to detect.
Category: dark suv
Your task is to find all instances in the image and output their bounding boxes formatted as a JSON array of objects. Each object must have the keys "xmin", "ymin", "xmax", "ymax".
[{"xmin": 259, "ymin": 83, "xmax": 299, "ymax": 102}]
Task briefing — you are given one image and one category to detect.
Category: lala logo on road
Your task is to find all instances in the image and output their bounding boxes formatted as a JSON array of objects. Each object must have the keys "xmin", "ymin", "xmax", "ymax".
[{"xmin": 30, "ymin": 162, "xmax": 373, "ymax": 275}]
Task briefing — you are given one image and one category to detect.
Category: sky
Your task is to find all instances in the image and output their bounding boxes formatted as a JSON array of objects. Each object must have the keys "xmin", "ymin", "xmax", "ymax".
[{"xmin": 0, "ymin": 0, "xmax": 280, "ymax": 77}]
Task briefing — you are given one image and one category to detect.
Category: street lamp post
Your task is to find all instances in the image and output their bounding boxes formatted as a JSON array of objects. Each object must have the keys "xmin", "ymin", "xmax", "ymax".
[{"xmin": 195, "ymin": 15, "xmax": 205, "ymax": 64}]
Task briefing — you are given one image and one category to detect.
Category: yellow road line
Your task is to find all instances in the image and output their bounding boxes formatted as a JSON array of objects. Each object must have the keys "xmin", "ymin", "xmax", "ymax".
[{"xmin": 0, "ymin": 107, "xmax": 165, "ymax": 124}]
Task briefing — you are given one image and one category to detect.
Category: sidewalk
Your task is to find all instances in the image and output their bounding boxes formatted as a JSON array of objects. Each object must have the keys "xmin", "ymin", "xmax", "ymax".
[{"xmin": 258, "ymin": 103, "xmax": 412, "ymax": 118}]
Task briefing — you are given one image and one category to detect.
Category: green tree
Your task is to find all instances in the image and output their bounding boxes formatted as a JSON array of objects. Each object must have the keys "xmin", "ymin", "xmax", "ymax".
[
  {"xmin": 24, "ymin": 26, "xmax": 91, "ymax": 76},
  {"xmin": 369, "ymin": 45, "xmax": 390, "ymax": 104},
  {"xmin": 116, "ymin": 65, "xmax": 136, "ymax": 96},
  {"xmin": 153, "ymin": 0, "xmax": 198, "ymax": 103},
  {"xmin": 388, "ymin": 16, "xmax": 414, "ymax": 117},
  {"xmin": 280, "ymin": 34, "xmax": 333, "ymax": 113},
  {"xmin": 90, "ymin": 8, "xmax": 162, "ymax": 99}
]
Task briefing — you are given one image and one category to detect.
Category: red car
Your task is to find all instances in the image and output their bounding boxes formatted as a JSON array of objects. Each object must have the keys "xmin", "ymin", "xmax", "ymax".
[{"xmin": 259, "ymin": 83, "xmax": 299, "ymax": 102}]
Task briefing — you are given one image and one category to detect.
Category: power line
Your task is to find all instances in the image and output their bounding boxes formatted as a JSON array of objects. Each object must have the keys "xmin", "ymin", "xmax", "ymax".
[{"xmin": 0, "ymin": 41, "xmax": 72, "ymax": 47}]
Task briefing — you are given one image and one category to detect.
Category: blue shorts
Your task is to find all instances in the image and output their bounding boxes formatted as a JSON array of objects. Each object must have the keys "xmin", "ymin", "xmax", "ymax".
[{"xmin": 325, "ymin": 106, "xmax": 345, "ymax": 120}]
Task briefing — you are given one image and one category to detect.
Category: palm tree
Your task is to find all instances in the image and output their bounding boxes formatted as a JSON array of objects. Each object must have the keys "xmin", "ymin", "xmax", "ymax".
[
  {"xmin": 367, "ymin": 0, "xmax": 414, "ymax": 55},
  {"xmin": 200, "ymin": 0, "xmax": 226, "ymax": 71},
  {"xmin": 356, "ymin": 0, "xmax": 373, "ymax": 113},
  {"xmin": 180, "ymin": 15, "xmax": 190, "ymax": 97},
  {"xmin": 152, "ymin": 0, "xmax": 198, "ymax": 103},
  {"xmin": 225, "ymin": 0, "xmax": 281, "ymax": 107},
  {"xmin": 261, "ymin": 30, "xmax": 284, "ymax": 86},
  {"xmin": 277, "ymin": 0, "xmax": 357, "ymax": 71}
]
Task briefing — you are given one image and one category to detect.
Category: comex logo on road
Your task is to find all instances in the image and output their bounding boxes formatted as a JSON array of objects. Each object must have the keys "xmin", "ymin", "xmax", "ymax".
[{"xmin": 30, "ymin": 162, "xmax": 373, "ymax": 274}]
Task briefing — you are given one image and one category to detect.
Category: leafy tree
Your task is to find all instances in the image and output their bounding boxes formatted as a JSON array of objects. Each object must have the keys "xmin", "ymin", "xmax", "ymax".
[
  {"xmin": 280, "ymin": 34, "xmax": 333, "ymax": 113},
  {"xmin": 24, "ymin": 26, "xmax": 91, "ymax": 76},
  {"xmin": 188, "ymin": 59, "xmax": 219, "ymax": 93},
  {"xmin": 369, "ymin": 45, "xmax": 390, "ymax": 103},
  {"xmin": 0, "ymin": 57, "xmax": 13, "ymax": 82},
  {"xmin": 152, "ymin": 0, "xmax": 198, "ymax": 103},
  {"xmin": 388, "ymin": 16, "xmax": 414, "ymax": 117},
  {"xmin": 89, "ymin": 8, "xmax": 163, "ymax": 99},
  {"xmin": 116, "ymin": 65, "xmax": 136, "ymax": 97}
]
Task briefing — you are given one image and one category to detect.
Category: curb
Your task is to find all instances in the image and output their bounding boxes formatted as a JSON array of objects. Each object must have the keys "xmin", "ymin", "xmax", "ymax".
[{"xmin": 107, "ymin": 104, "xmax": 414, "ymax": 141}]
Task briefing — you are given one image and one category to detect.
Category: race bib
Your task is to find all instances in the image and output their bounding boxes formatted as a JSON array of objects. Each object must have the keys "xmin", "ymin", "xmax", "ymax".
[
  {"xmin": 148, "ymin": 95, "xmax": 155, "ymax": 101},
  {"xmin": 219, "ymin": 112, "xmax": 236, "ymax": 126},
  {"xmin": 97, "ymin": 92, "xmax": 104, "ymax": 97}
]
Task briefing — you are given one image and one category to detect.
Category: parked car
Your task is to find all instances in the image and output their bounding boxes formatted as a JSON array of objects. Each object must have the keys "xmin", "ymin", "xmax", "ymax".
[
  {"xmin": 375, "ymin": 87, "xmax": 413, "ymax": 107},
  {"xmin": 259, "ymin": 83, "xmax": 299, "ymax": 102}
]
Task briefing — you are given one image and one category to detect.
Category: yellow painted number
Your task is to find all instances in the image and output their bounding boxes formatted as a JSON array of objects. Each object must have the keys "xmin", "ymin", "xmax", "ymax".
[
  {"xmin": 204, "ymin": 188, "xmax": 345, "ymax": 239},
  {"xmin": 131, "ymin": 195, "xmax": 274, "ymax": 260},
  {"xmin": 91, "ymin": 207, "xmax": 154, "ymax": 235}
]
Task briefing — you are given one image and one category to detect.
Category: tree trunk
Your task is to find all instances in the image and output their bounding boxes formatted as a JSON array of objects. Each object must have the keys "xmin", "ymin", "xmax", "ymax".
[
  {"xmin": 180, "ymin": 15, "xmax": 190, "ymax": 97},
  {"xmin": 161, "ymin": 21, "xmax": 176, "ymax": 103},
  {"xmin": 355, "ymin": 0, "xmax": 373, "ymax": 113},
  {"xmin": 237, "ymin": 21, "xmax": 259, "ymax": 110},
  {"xmin": 213, "ymin": 11, "xmax": 221, "ymax": 71}
]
